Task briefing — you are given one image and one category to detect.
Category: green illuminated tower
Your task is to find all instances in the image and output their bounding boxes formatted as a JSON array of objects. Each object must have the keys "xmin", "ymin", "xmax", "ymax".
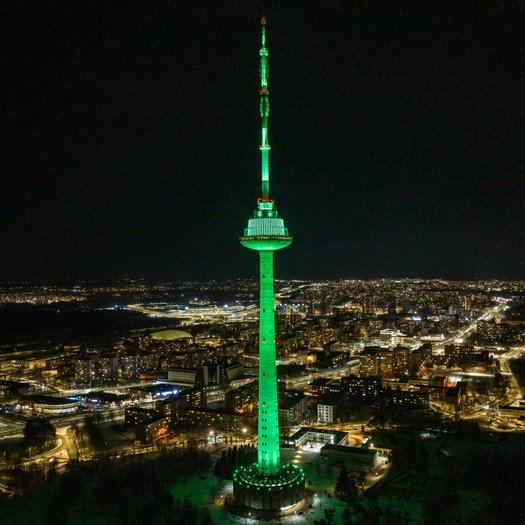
[{"xmin": 232, "ymin": 17, "xmax": 304, "ymax": 514}]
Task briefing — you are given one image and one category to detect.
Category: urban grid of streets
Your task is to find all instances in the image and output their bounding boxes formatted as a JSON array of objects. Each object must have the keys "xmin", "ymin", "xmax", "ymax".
[{"xmin": 0, "ymin": 279, "xmax": 524, "ymax": 504}]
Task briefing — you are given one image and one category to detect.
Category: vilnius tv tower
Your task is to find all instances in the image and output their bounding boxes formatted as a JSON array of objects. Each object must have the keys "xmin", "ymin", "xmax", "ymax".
[{"xmin": 231, "ymin": 17, "xmax": 305, "ymax": 514}]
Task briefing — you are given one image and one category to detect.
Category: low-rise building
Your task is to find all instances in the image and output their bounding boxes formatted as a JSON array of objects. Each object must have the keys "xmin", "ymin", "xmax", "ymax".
[
  {"xmin": 320, "ymin": 444, "xmax": 379, "ymax": 470},
  {"xmin": 167, "ymin": 366, "xmax": 209, "ymax": 387},
  {"xmin": 21, "ymin": 395, "xmax": 79, "ymax": 415},
  {"xmin": 282, "ymin": 427, "xmax": 348, "ymax": 448}
]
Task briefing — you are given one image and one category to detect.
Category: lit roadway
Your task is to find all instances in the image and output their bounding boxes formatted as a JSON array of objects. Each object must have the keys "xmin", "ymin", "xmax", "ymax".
[
  {"xmin": 427, "ymin": 302, "xmax": 524, "ymax": 428},
  {"xmin": 496, "ymin": 346, "xmax": 523, "ymax": 407},
  {"xmin": 0, "ymin": 415, "xmax": 25, "ymax": 439},
  {"xmin": 433, "ymin": 303, "xmax": 505, "ymax": 352},
  {"xmin": 438, "ymin": 345, "xmax": 524, "ymax": 430},
  {"xmin": 288, "ymin": 366, "xmax": 355, "ymax": 393},
  {"xmin": 56, "ymin": 406, "xmax": 126, "ymax": 428},
  {"xmin": 0, "ymin": 405, "xmax": 127, "ymax": 439}
]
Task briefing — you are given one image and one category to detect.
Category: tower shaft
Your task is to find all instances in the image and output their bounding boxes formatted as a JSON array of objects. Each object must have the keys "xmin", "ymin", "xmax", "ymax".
[{"xmin": 257, "ymin": 250, "xmax": 280, "ymax": 474}]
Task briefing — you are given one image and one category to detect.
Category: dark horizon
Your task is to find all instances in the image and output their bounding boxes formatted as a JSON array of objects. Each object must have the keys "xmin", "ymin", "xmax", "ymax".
[{"xmin": 4, "ymin": 2, "xmax": 525, "ymax": 282}]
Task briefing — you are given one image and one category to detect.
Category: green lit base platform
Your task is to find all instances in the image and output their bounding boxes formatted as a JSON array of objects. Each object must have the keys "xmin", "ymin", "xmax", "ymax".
[{"xmin": 232, "ymin": 463, "xmax": 305, "ymax": 512}]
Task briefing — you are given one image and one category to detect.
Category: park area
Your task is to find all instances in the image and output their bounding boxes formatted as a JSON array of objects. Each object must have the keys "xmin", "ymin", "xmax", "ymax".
[{"xmin": 1, "ymin": 429, "xmax": 525, "ymax": 524}]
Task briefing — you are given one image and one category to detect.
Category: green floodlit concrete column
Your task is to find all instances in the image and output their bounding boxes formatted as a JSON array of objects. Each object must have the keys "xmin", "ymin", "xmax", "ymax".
[
  {"xmin": 257, "ymin": 250, "xmax": 279, "ymax": 474},
  {"xmin": 240, "ymin": 234, "xmax": 292, "ymax": 477},
  {"xmin": 239, "ymin": 18, "xmax": 292, "ymax": 475}
]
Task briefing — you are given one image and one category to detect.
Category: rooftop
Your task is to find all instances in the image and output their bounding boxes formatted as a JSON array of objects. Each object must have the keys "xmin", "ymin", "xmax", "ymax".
[{"xmin": 150, "ymin": 329, "xmax": 192, "ymax": 341}]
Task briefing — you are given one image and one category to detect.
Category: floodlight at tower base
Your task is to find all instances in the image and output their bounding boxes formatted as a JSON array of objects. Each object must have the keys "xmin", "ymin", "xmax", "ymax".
[{"xmin": 233, "ymin": 463, "xmax": 305, "ymax": 511}]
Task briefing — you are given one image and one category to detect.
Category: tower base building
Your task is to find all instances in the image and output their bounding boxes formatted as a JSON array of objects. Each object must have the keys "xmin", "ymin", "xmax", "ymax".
[{"xmin": 233, "ymin": 463, "xmax": 305, "ymax": 512}]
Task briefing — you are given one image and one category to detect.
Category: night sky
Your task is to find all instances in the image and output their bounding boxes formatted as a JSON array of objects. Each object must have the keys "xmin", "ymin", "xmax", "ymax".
[{"xmin": 3, "ymin": 2, "xmax": 525, "ymax": 282}]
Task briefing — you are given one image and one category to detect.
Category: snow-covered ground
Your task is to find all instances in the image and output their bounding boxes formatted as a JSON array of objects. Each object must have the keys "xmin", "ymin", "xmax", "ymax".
[{"xmin": 170, "ymin": 447, "xmax": 377, "ymax": 524}]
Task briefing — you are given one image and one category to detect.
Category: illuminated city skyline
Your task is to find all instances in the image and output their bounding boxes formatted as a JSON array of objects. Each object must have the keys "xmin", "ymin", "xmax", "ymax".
[{"xmin": 1, "ymin": 5, "xmax": 525, "ymax": 522}]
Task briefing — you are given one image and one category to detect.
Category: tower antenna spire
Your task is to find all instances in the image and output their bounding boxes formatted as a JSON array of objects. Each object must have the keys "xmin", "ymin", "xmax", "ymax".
[{"xmin": 259, "ymin": 16, "xmax": 270, "ymax": 201}]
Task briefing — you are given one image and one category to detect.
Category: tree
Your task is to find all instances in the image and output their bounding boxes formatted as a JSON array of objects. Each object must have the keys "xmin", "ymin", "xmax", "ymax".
[
  {"xmin": 214, "ymin": 450, "xmax": 227, "ymax": 478},
  {"xmin": 179, "ymin": 497, "xmax": 198, "ymax": 524},
  {"xmin": 342, "ymin": 506, "xmax": 353, "ymax": 524},
  {"xmin": 46, "ymin": 467, "xmax": 89, "ymax": 525},
  {"xmin": 360, "ymin": 510, "xmax": 381, "ymax": 525},
  {"xmin": 83, "ymin": 416, "xmax": 104, "ymax": 450},
  {"xmin": 383, "ymin": 512, "xmax": 403, "ymax": 525},
  {"xmin": 199, "ymin": 507, "xmax": 214, "ymax": 525},
  {"xmin": 213, "ymin": 445, "xmax": 257, "ymax": 480},
  {"xmin": 23, "ymin": 416, "xmax": 56, "ymax": 453},
  {"xmin": 423, "ymin": 486, "xmax": 457, "ymax": 525},
  {"xmin": 358, "ymin": 469, "xmax": 367, "ymax": 489},
  {"xmin": 335, "ymin": 467, "xmax": 358, "ymax": 500}
]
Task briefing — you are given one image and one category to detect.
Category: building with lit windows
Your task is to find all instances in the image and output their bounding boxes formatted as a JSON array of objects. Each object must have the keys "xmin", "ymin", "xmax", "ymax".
[
  {"xmin": 317, "ymin": 394, "xmax": 342, "ymax": 424},
  {"xmin": 278, "ymin": 392, "xmax": 307, "ymax": 428},
  {"xmin": 359, "ymin": 347, "xmax": 394, "ymax": 378},
  {"xmin": 342, "ymin": 375, "xmax": 383, "ymax": 402},
  {"xmin": 225, "ymin": 380, "xmax": 258, "ymax": 413}
]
